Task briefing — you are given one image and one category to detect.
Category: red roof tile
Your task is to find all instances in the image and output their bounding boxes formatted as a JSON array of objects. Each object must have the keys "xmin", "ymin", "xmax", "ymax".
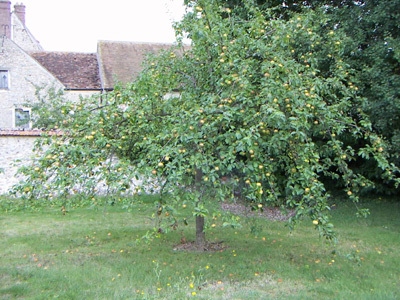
[{"xmin": 30, "ymin": 52, "xmax": 102, "ymax": 90}]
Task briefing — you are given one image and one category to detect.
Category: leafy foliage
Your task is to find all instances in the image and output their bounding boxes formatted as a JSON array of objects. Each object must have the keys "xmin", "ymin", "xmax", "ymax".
[
  {"xmin": 13, "ymin": 0, "xmax": 399, "ymax": 244},
  {"xmin": 29, "ymin": 87, "xmax": 67, "ymax": 130},
  {"xmin": 221, "ymin": 0, "xmax": 400, "ymax": 192}
]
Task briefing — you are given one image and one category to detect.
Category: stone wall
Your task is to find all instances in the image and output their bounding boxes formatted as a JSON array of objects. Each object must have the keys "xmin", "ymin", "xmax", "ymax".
[
  {"xmin": 0, "ymin": 133, "xmax": 39, "ymax": 194},
  {"xmin": 0, "ymin": 131, "xmax": 154, "ymax": 196}
]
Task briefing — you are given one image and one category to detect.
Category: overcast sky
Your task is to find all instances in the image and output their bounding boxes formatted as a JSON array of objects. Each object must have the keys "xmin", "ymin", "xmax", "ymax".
[{"xmin": 18, "ymin": 0, "xmax": 187, "ymax": 53}]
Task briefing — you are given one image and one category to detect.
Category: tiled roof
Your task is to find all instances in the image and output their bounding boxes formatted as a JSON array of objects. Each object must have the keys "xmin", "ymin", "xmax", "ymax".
[
  {"xmin": 30, "ymin": 52, "xmax": 102, "ymax": 90},
  {"xmin": 97, "ymin": 41, "xmax": 185, "ymax": 90}
]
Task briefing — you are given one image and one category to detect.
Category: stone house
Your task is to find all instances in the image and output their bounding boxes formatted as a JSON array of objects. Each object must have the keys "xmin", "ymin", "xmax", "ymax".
[
  {"xmin": 0, "ymin": 1, "xmax": 182, "ymax": 194},
  {"xmin": 0, "ymin": 0, "xmax": 102, "ymax": 130}
]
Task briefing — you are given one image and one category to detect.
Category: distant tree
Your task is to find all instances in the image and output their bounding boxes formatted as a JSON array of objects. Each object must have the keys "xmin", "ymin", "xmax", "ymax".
[
  {"xmin": 336, "ymin": 0, "xmax": 400, "ymax": 191},
  {"xmin": 15, "ymin": 0, "xmax": 398, "ymax": 247}
]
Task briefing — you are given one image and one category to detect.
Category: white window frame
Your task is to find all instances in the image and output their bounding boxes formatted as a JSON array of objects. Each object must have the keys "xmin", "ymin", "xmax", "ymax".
[{"xmin": 13, "ymin": 107, "xmax": 32, "ymax": 129}]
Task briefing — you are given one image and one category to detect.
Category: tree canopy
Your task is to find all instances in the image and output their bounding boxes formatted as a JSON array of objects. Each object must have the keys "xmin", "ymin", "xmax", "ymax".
[
  {"xmin": 15, "ymin": 0, "xmax": 399, "ymax": 246},
  {"xmin": 220, "ymin": 0, "xmax": 400, "ymax": 191}
]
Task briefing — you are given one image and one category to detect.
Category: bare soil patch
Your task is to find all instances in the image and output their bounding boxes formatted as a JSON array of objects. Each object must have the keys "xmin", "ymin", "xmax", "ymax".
[
  {"xmin": 173, "ymin": 241, "xmax": 226, "ymax": 252},
  {"xmin": 221, "ymin": 201, "xmax": 295, "ymax": 221}
]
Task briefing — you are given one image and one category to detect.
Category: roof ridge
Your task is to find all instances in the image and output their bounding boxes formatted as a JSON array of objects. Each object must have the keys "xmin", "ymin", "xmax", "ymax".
[{"xmin": 27, "ymin": 50, "xmax": 97, "ymax": 55}]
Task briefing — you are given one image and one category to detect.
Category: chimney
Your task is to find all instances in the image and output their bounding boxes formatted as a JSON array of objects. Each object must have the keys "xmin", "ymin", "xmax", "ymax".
[
  {"xmin": 0, "ymin": 0, "xmax": 11, "ymax": 38},
  {"xmin": 14, "ymin": 2, "xmax": 25, "ymax": 25}
]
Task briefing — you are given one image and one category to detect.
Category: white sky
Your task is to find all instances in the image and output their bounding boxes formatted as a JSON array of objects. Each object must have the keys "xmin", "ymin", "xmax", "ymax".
[{"xmin": 18, "ymin": 0, "xmax": 187, "ymax": 53}]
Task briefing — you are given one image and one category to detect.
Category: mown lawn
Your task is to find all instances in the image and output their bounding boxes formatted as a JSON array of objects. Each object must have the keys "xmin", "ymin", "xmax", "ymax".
[{"xmin": 0, "ymin": 196, "xmax": 399, "ymax": 299}]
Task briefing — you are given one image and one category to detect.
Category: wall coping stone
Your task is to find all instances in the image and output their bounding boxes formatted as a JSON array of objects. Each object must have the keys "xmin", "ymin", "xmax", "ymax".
[{"xmin": 0, "ymin": 129, "xmax": 62, "ymax": 136}]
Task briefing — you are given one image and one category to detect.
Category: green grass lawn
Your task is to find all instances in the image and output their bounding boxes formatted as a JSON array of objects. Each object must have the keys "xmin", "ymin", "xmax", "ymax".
[{"xmin": 0, "ymin": 196, "xmax": 399, "ymax": 299}]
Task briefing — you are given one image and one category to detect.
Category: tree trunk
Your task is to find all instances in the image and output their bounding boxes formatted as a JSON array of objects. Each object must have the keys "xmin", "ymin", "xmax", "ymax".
[
  {"xmin": 195, "ymin": 168, "xmax": 206, "ymax": 247},
  {"xmin": 196, "ymin": 215, "xmax": 206, "ymax": 247}
]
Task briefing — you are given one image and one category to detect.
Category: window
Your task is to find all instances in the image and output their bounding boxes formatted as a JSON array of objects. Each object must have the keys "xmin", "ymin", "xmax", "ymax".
[
  {"xmin": 14, "ymin": 107, "xmax": 31, "ymax": 129},
  {"xmin": 0, "ymin": 70, "xmax": 8, "ymax": 89}
]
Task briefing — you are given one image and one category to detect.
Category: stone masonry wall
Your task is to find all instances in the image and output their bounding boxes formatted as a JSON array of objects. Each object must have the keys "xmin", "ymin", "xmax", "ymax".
[
  {"xmin": 0, "ymin": 134, "xmax": 38, "ymax": 194},
  {"xmin": 0, "ymin": 134, "xmax": 149, "ymax": 195}
]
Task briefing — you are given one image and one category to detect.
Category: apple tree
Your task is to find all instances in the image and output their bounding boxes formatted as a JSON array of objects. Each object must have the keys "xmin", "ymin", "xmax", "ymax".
[{"xmin": 14, "ymin": 0, "xmax": 399, "ymax": 246}]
